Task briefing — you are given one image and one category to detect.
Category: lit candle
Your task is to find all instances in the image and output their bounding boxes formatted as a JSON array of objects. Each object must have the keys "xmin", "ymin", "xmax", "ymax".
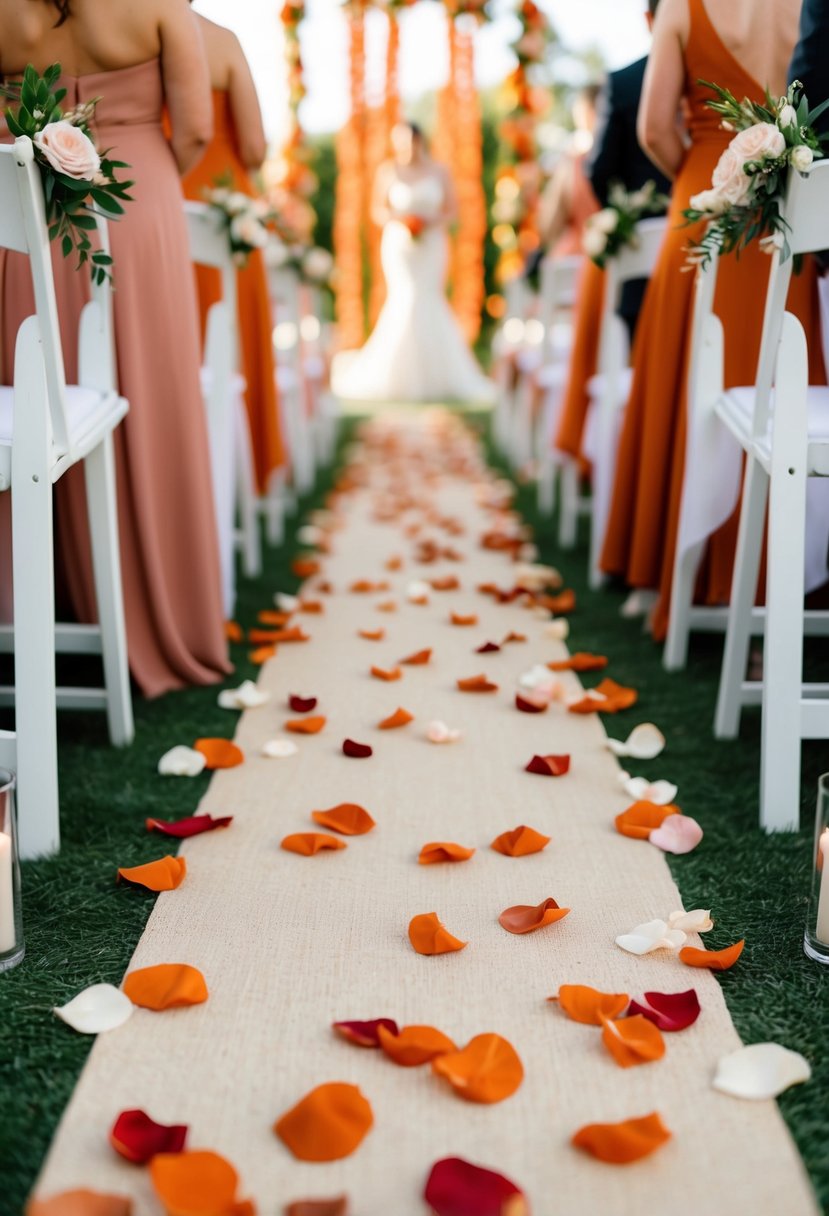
[
  {"xmin": 816, "ymin": 829, "xmax": 829, "ymax": 947},
  {"xmin": 0, "ymin": 831, "xmax": 15, "ymax": 954}
]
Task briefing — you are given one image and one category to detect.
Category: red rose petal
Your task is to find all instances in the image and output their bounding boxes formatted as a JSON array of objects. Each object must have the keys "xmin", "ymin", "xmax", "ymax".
[
  {"xmin": 515, "ymin": 694, "xmax": 548, "ymax": 714},
  {"xmin": 628, "ymin": 989, "xmax": 701, "ymax": 1032},
  {"xmin": 332, "ymin": 1018, "xmax": 399, "ymax": 1048},
  {"xmin": 289, "ymin": 695, "xmax": 318, "ymax": 714},
  {"xmin": 424, "ymin": 1156, "xmax": 527, "ymax": 1216},
  {"xmin": 525, "ymin": 754, "xmax": 571, "ymax": 777},
  {"xmin": 342, "ymin": 739, "xmax": 373, "ymax": 759},
  {"xmin": 110, "ymin": 1109, "xmax": 188, "ymax": 1165},
  {"xmin": 284, "ymin": 1200, "xmax": 349, "ymax": 1216},
  {"xmin": 145, "ymin": 815, "xmax": 232, "ymax": 838},
  {"xmin": 475, "ymin": 642, "xmax": 501, "ymax": 654}
]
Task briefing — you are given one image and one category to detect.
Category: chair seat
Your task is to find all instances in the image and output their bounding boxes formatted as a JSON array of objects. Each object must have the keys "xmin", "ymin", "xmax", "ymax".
[
  {"xmin": 587, "ymin": 366, "xmax": 634, "ymax": 408},
  {"xmin": 720, "ymin": 385, "xmax": 829, "ymax": 476},
  {"xmin": 0, "ymin": 384, "xmax": 128, "ymax": 490}
]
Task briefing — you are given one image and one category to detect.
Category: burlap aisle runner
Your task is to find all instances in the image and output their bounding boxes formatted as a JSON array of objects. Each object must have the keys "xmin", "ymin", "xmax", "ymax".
[{"xmin": 33, "ymin": 412, "xmax": 817, "ymax": 1214}]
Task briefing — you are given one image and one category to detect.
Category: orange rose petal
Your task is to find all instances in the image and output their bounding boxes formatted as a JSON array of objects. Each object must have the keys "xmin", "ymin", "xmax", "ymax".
[
  {"xmin": 679, "ymin": 940, "xmax": 745, "ymax": 971},
  {"xmin": 502, "ymin": 631, "xmax": 527, "ymax": 644},
  {"xmin": 376, "ymin": 600, "xmax": 397, "ymax": 613},
  {"xmin": 377, "ymin": 1024, "xmax": 457, "ymax": 1067},
  {"xmin": 122, "ymin": 963, "xmax": 208, "ymax": 1011},
  {"xmin": 27, "ymin": 1191, "xmax": 133, "ymax": 1216},
  {"xmin": 194, "ymin": 738, "xmax": 244, "ymax": 769},
  {"xmin": 601, "ymin": 1015, "xmax": 666, "ymax": 1068},
  {"xmin": 274, "ymin": 1082, "xmax": 373, "ymax": 1162},
  {"xmin": 490, "ymin": 826, "xmax": 551, "ymax": 857},
  {"xmin": 408, "ymin": 912, "xmax": 467, "ymax": 955},
  {"xmin": 457, "ymin": 674, "xmax": 499, "ymax": 693},
  {"xmin": 117, "ymin": 856, "xmax": 186, "ymax": 892},
  {"xmin": 378, "ymin": 707, "xmax": 414, "ymax": 730},
  {"xmin": 431, "ymin": 1033, "xmax": 524, "ymax": 1104},
  {"xmin": 550, "ymin": 985, "xmax": 630, "ymax": 1026},
  {"xmin": 258, "ymin": 609, "xmax": 292, "ymax": 626},
  {"xmin": 400, "ymin": 648, "xmax": 432, "ymax": 666},
  {"xmin": 150, "ymin": 1150, "xmax": 241, "ymax": 1215},
  {"xmin": 418, "ymin": 841, "xmax": 476, "ymax": 865},
  {"xmin": 224, "ymin": 621, "xmax": 242, "ymax": 643},
  {"xmin": 498, "ymin": 898, "xmax": 570, "ymax": 935},
  {"xmin": 430, "ymin": 576, "xmax": 460, "ymax": 592},
  {"xmin": 371, "ymin": 665, "xmax": 402, "ymax": 682},
  {"xmin": 615, "ymin": 801, "xmax": 680, "ymax": 840},
  {"xmin": 281, "ymin": 833, "xmax": 347, "ymax": 856},
  {"xmin": 572, "ymin": 1113, "xmax": 672, "ymax": 1164},
  {"xmin": 549, "ymin": 652, "xmax": 609, "ymax": 672},
  {"xmin": 286, "ymin": 716, "xmax": 327, "ymax": 735},
  {"xmin": 248, "ymin": 629, "xmax": 283, "ymax": 644},
  {"xmin": 385, "ymin": 556, "xmax": 403, "ymax": 571},
  {"xmin": 547, "ymin": 589, "xmax": 576, "ymax": 614},
  {"xmin": 300, "ymin": 600, "xmax": 324, "ymax": 614},
  {"xmin": 350, "ymin": 579, "xmax": 379, "ymax": 593},
  {"xmin": 293, "ymin": 558, "xmax": 320, "ymax": 578},
  {"xmin": 569, "ymin": 678, "xmax": 638, "ymax": 715},
  {"xmin": 262, "ymin": 626, "xmax": 309, "ymax": 644},
  {"xmin": 284, "ymin": 1200, "xmax": 349, "ymax": 1216},
  {"xmin": 311, "ymin": 804, "xmax": 376, "ymax": 836},
  {"xmin": 249, "ymin": 645, "xmax": 276, "ymax": 665},
  {"xmin": 450, "ymin": 612, "xmax": 478, "ymax": 627},
  {"xmin": 358, "ymin": 628, "xmax": 385, "ymax": 641}
]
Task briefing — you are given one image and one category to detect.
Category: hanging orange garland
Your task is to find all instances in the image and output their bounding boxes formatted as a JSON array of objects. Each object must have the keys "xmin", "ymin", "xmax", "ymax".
[
  {"xmin": 334, "ymin": 3, "xmax": 369, "ymax": 350},
  {"xmin": 366, "ymin": 10, "xmax": 402, "ymax": 324}
]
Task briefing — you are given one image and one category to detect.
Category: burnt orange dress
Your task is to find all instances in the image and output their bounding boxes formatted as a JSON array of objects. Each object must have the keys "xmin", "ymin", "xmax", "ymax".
[
  {"xmin": 182, "ymin": 90, "xmax": 286, "ymax": 493},
  {"xmin": 600, "ymin": 0, "xmax": 826, "ymax": 638},
  {"xmin": 554, "ymin": 258, "xmax": 605, "ymax": 460}
]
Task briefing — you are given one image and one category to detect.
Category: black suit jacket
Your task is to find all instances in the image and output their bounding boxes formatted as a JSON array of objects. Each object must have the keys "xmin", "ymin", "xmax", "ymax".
[
  {"xmin": 587, "ymin": 56, "xmax": 671, "ymax": 332},
  {"xmin": 790, "ymin": 0, "xmax": 829, "ymax": 132}
]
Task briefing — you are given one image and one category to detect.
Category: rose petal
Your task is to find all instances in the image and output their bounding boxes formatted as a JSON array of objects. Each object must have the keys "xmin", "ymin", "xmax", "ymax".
[
  {"xmin": 546, "ymin": 589, "xmax": 576, "ymax": 614},
  {"xmin": 430, "ymin": 576, "xmax": 460, "ymax": 592},
  {"xmin": 502, "ymin": 631, "xmax": 527, "ymax": 644},
  {"xmin": 498, "ymin": 898, "xmax": 570, "ymax": 935},
  {"xmin": 250, "ymin": 645, "xmax": 276, "ymax": 665},
  {"xmin": 679, "ymin": 940, "xmax": 745, "ymax": 970},
  {"xmin": 145, "ymin": 815, "xmax": 232, "ymax": 838},
  {"xmin": 110, "ymin": 1110, "xmax": 188, "ymax": 1164},
  {"xmin": 27, "ymin": 1192, "xmax": 133, "ymax": 1216},
  {"xmin": 569, "ymin": 678, "xmax": 637, "ymax": 715},
  {"xmin": 217, "ymin": 680, "xmax": 270, "ymax": 710},
  {"xmin": 615, "ymin": 802, "xmax": 680, "ymax": 840},
  {"xmin": 274, "ymin": 593, "xmax": 300, "ymax": 612},
  {"xmin": 545, "ymin": 619, "xmax": 570, "ymax": 641},
  {"xmin": 432, "ymin": 1034, "xmax": 524, "ymax": 1104},
  {"xmin": 358, "ymin": 628, "xmax": 385, "ymax": 641},
  {"xmin": 312, "ymin": 804, "xmax": 376, "ymax": 835},
  {"xmin": 281, "ymin": 833, "xmax": 347, "ymax": 856},
  {"xmin": 572, "ymin": 1112, "xmax": 672, "ymax": 1164},
  {"xmin": 450, "ymin": 612, "xmax": 478, "ymax": 627},
  {"xmin": 475, "ymin": 641, "xmax": 501, "ymax": 654},
  {"xmin": 262, "ymin": 738, "xmax": 298, "ymax": 759},
  {"xmin": 668, "ymin": 909, "xmax": 714, "ymax": 933},
  {"xmin": 615, "ymin": 920, "xmax": 687, "ymax": 955},
  {"xmin": 378, "ymin": 707, "xmax": 414, "ymax": 730},
  {"xmin": 525, "ymin": 754, "xmax": 570, "ymax": 777},
  {"xmin": 515, "ymin": 694, "xmax": 548, "ymax": 714},
  {"xmin": 550, "ymin": 985, "xmax": 629, "ymax": 1026},
  {"xmin": 518, "ymin": 664, "xmax": 559, "ymax": 693},
  {"xmin": 117, "ymin": 856, "xmax": 186, "ymax": 892},
  {"xmin": 423, "ymin": 1157, "xmax": 527, "ymax": 1216},
  {"xmin": 712, "ymin": 1043, "xmax": 811, "ymax": 1100},
  {"xmin": 289, "ymin": 694, "xmax": 319, "ymax": 714},
  {"xmin": 274, "ymin": 1083, "xmax": 373, "ymax": 1162},
  {"xmin": 400, "ymin": 648, "xmax": 432, "ymax": 666},
  {"xmin": 418, "ymin": 841, "xmax": 475, "ymax": 865},
  {"xmin": 628, "ymin": 989, "xmax": 701, "ymax": 1032},
  {"xmin": 548, "ymin": 653, "xmax": 608, "ymax": 672},
  {"xmin": 623, "ymin": 777, "xmax": 678, "ymax": 805},
  {"xmin": 332, "ymin": 1018, "xmax": 399, "ymax": 1048},
  {"xmin": 601, "ymin": 1015, "xmax": 666, "ymax": 1068},
  {"xmin": 54, "ymin": 984, "xmax": 134, "ymax": 1035},
  {"xmin": 300, "ymin": 600, "xmax": 324, "ymax": 615},
  {"xmin": 371, "ymin": 665, "xmax": 402, "ymax": 681},
  {"xmin": 375, "ymin": 600, "xmax": 397, "ymax": 613},
  {"xmin": 194, "ymin": 739, "xmax": 245, "ymax": 769},
  {"xmin": 426, "ymin": 720, "xmax": 462, "ymax": 744},
  {"xmin": 157, "ymin": 746, "xmax": 207, "ymax": 778},
  {"xmin": 150, "ymin": 1150, "xmax": 245, "ymax": 1215},
  {"xmin": 122, "ymin": 964, "xmax": 208, "ymax": 1011},
  {"xmin": 342, "ymin": 738, "xmax": 373, "ymax": 758},
  {"xmin": 377, "ymin": 1024, "xmax": 457, "ymax": 1066},
  {"xmin": 491, "ymin": 825, "xmax": 551, "ymax": 857},
  {"xmin": 250, "ymin": 626, "xmax": 309, "ymax": 644},
  {"xmin": 286, "ymin": 716, "xmax": 327, "ymax": 735},
  {"xmin": 457, "ymin": 674, "xmax": 499, "ymax": 692},
  {"xmin": 284, "ymin": 1199, "xmax": 349, "ymax": 1216},
  {"xmin": 225, "ymin": 621, "xmax": 243, "ymax": 642},
  {"xmin": 649, "ymin": 814, "xmax": 704, "ymax": 854},
  {"xmin": 606, "ymin": 724, "xmax": 666, "ymax": 760},
  {"xmin": 408, "ymin": 912, "xmax": 467, "ymax": 955}
]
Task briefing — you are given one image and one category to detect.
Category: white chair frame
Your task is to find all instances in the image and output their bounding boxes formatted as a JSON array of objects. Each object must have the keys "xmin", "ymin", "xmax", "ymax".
[{"xmin": 267, "ymin": 254, "xmax": 315, "ymax": 508}]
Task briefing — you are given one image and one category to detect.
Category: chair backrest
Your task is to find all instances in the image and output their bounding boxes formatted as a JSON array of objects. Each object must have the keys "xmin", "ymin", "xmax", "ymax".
[
  {"xmin": 183, "ymin": 202, "xmax": 238, "ymax": 367},
  {"xmin": 538, "ymin": 254, "xmax": 580, "ymax": 362},
  {"xmin": 596, "ymin": 216, "xmax": 667, "ymax": 379}
]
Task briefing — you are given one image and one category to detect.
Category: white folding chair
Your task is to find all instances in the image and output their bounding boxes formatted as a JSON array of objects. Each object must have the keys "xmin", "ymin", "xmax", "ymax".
[
  {"xmin": 491, "ymin": 274, "xmax": 532, "ymax": 457},
  {"xmin": 298, "ymin": 281, "xmax": 338, "ymax": 467},
  {"xmin": 267, "ymin": 252, "xmax": 315, "ymax": 506},
  {"xmin": 0, "ymin": 136, "xmax": 133, "ymax": 858},
  {"xmin": 184, "ymin": 203, "xmax": 261, "ymax": 608},
  {"xmin": 584, "ymin": 216, "xmax": 667, "ymax": 588}
]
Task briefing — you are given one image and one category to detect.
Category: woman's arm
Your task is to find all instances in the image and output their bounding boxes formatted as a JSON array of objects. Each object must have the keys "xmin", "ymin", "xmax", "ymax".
[
  {"xmin": 637, "ymin": 0, "xmax": 688, "ymax": 181},
  {"xmin": 226, "ymin": 32, "xmax": 268, "ymax": 171},
  {"xmin": 537, "ymin": 154, "xmax": 576, "ymax": 249},
  {"xmin": 159, "ymin": 0, "xmax": 213, "ymax": 175}
]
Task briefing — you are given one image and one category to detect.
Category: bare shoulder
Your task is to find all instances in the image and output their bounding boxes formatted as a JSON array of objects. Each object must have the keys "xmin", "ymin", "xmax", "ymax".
[{"xmin": 653, "ymin": 0, "xmax": 690, "ymax": 40}]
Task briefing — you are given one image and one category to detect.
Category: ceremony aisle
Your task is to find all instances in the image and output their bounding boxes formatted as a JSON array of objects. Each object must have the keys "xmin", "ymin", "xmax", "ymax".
[{"xmin": 24, "ymin": 410, "xmax": 820, "ymax": 1214}]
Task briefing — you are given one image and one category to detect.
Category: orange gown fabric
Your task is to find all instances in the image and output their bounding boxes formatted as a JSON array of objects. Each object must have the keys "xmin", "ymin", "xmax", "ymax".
[
  {"xmin": 182, "ymin": 90, "xmax": 286, "ymax": 493},
  {"xmin": 0, "ymin": 60, "xmax": 230, "ymax": 697},
  {"xmin": 600, "ymin": 0, "xmax": 826, "ymax": 638},
  {"xmin": 555, "ymin": 258, "xmax": 606, "ymax": 460}
]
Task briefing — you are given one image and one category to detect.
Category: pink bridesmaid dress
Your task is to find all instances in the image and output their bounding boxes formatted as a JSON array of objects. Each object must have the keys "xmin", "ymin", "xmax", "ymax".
[{"xmin": 0, "ymin": 59, "xmax": 230, "ymax": 697}]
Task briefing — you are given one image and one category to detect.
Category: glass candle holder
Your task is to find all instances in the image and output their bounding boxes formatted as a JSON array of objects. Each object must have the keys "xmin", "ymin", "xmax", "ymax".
[
  {"xmin": 804, "ymin": 772, "xmax": 829, "ymax": 966},
  {"xmin": 0, "ymin": 769, "xmax": 24, "ymax": 972}
]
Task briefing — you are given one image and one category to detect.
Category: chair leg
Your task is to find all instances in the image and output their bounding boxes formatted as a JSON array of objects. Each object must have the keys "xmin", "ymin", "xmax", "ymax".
[
  {"xmin": 557, "ymin": 458, "xmax": 579, "ymax": 549},
  {"xmin": 83, "ymin": 437, "xmax": 134, "ymax": 748},
  {"xmin": 234, "ymin": 399, "xmax": 262, "ymax": 579},
  {"xmin": 662, "ymin": 539, "xmax": 706, "ymax": 672},
  {"xmin": 714, "ymin": 458, "xmax": 768, "ymax": 739},
  {"xmin": 263, "ymin": 469, "xmax": 286, "ymax": 547},
  {"xmin": 537, "ymin": 456, "xmax": 557, "ymax": 516}
]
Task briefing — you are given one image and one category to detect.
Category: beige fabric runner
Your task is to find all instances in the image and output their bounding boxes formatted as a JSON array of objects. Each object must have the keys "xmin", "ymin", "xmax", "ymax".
[{"xmin": 33, "ymin": 413, "xmax": 817, "ymax": 1214}]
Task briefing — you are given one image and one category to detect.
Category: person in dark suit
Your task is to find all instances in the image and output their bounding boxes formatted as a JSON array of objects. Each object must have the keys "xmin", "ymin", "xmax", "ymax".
[
  {"xmin": 789, "ymin": 0, "xmax": 829, "ymax": 133},
  {"xmin": 587, "ymin": 0, "xmax": 670, "ymax": 337}
]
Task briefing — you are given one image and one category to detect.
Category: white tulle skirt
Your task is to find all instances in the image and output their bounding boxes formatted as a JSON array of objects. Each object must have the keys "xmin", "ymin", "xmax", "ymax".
[{"xmin": 332, "ymin": 220, "xmax": 496, "ymax": 405}]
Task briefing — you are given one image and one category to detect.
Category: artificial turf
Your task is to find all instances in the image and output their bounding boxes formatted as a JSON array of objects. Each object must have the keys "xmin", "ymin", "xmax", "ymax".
[{"xmin": 1, "ymin": 411, "xmax": 827, "ymax": 1213}]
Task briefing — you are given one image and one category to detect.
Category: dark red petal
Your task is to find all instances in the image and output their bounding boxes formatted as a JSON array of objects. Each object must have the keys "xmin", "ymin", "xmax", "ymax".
[
  {"xmin": 525, "ymin": 754, "xmax": 571, "ymax": 777},
  {"xmin": 628, "ymin": 989, "xmax": 701, "ymax": 1032},
  {"xmin": 284, "ymin": 1200, "xmax": 349, "ymax": 1216},
  {"xmin": 424, "ymin": 1156, "xmax": 527, "ymax": 1216},
  {"xmin": 332, "ymin": 1018, "xmax": 399, "ymax": 1048},
  {"xmin": 289, "ymin": 694, "xmax": 319, "ymax": 714},
  {"xmin": 342, "ymin": 739, "xmax": 373, "ymax": 759},
  {"xmin": 110, "ymin": 1109, "xmax": 188, "ymax": 1164},
  {"xmin": 515, "ymin": 695, "xmax": 547, "ymax": 714},
  {"xmin": 144, "ymin": 815, "xmax": 233, "ymax": 838},
  {"xmin": 476, "ymin": 642, "xmax": 501, "ymax": 654}
]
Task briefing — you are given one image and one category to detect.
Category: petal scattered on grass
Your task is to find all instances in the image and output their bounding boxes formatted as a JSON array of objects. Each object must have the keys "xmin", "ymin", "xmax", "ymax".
[
  {"xmin": 622, "ymin": 777, "xmax": 678, "ymax": 805},
  {"xmin": 158, "ymin": 746, "xmax": 207, "ymax": 778},
  {"xmin": 601, "ymin": 1015, "xmax": 666, "ymax": 1068},
  {"xmin": 225, "ymin": 621, "xmax": 243, "ymax": 643},
  {"xmin": 312, "ymin": 804, "xmax": 376, "ymax": 836},
  {"xmin": 426, "ymin": 721, "xmax": 462, "ymax": 744},
  {"xmin": 284, "ymin": 1199, "xmax": 349, "ymax": 1216},
  {"xmin": 343, "ymin": 739, "xmax": 373, "ymax": 758},
  {"xmin": 274, "ymin": 1083, "xmax": 374, "ymax": 1162},
  {"xmin": 194, "ymin": 739, "xmax": 245, "ymax": 769},
  {"xmin": 377, "ymin": 1024, "xmax": 456, "ymax": 1066},
  {"xmin": 423, "ymin": 1157, "xmax": 527, "ymax": 1216},
  {"xmin": 281, "ymin": 833, "xmax": 347, "ymax": 856},
  {"xmin": 286, "ymin": 716, "xmax": 327, "ymax": 735},
  {"xmin": 713, "ymin": 1043, "xmax": 811, "ymax": 1100},
  {"xmin": 525, "ymin": 754, "xmax": 570, "ymax": 777},
  {"xmin": 217, "ymin": 681, "xmax": 270, "ymax": 710},
  {"xmin": 550, "ymin": 985, "xmax": 629, "ymax": 1026},
  {"xmin": 54, "ymin": 984, "xmax": 133, "ymax": 1035},
  {"xmin": 358, "ymin": 628, "xmax": 385, "ymax": 641},
  {"xmin": 145, "ymin": 815, "xmax": 232, "ymax": 838},
  {"xmin": 249, "ymin": 645, "xmax": 276, "ymax": 665},
  {"xmin": 628, "ymin": 990, "xmax": 701, "ymax": 1032},
  {"xmin": 546, "ymin": 589, "xmax": 576, "ymax": 614},
  {"xmin": 548, "ymin": 653, "xmax": 608, "ymax": 672},
  {"xmin": 679, "ymin": 940, "xmax": 744, "ymax": 970},
  {"xmin": 262, "ymin": 738, "xmax": 298, "ymax": 759},
  {"xmin": 419, "ymin": 841, "xmax": 475, "ymax": 865},
  {"xmin": 274, "ymin": 594, "xmax": 299, "ymax": 613},
  {"xmin": 289, "ymin": 694, "xmax": 318, "ymax": 714},
  {"xmin": 117, "ymin": 856, "xmax": 186, "ymax": 892},
  {"xmin": 569, "ymin": 678, "xmax": 637, "ymax": 715},
  {"xmin": 432, "ymin": 1034, "xmax": 524, "ymax": 1104},
  {"xmin": 408, "ymin": 912, "xmax": 467, "ymax": 955},
  {"xmin": 498, "ymin": 899, "xmax": 570, "ymax": 935},
  {"xmin": 122, "ymin": 964, "xmax": 208, "ymax": 1011},
  {"xmin": 572, "ymin": 1113, "xmax": 671, "ymax": 1164},
  {"xmin": 371, "ymin": 665, "xmax": 402, "ymax": 682},
  {"xmin": 27, "ymin": 1191, "xmax": 134, "ymax": 1216},
  {"xmin": 545, "ymin": 619, "xmax": 570, "ymax": 641},
  {"xmin": 650, "ymin": 814, "xmax": 704, "ymax": 855},
  {"xmin": 110, "ymin": 1109, "xmax": 188, "ymax": 1164},
  {"xmin": 333, "ymin": 1018, "xmax": 399, "ymax": 1048},
  {"xmin": 668, "ymin": 909, "xmax": 714, "ymax": 933},
  {"xmin": 401, "ymin": 648, "xmax": 432, "ymax": 666},
  {"xmin": 450, "ymin": 612, "xmax": 478, "ymax": 627},
  {"xmin": 457, "ymin": 674, "xmax": 499, "ymax": 693},
  {"xmin": 606, "ymin": 724, "xmax": 665, "ymax": 760},
  {"xmin": 491, "ymin": 825, "xmax": 551, "ymax": 857},
  {"xmin": 615, "ymin": 920, "xmax": 687, "ymax": 955},
  {"xmin": 150, "ymin": 1150, "xmax": 244, "ymax": 1215},
  {"xmin": 378, "ymin": 707, "xmax": 414, "ymax": 730},
  {"xmin": 615, "ymin": 802, "xmax": 680, "ymax": 840}
]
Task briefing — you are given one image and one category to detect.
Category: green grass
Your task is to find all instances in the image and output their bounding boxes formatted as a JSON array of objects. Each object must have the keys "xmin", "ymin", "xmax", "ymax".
[{"xmin": 1, "ymin": 411, "xmax": 828, "ymax": 1213}]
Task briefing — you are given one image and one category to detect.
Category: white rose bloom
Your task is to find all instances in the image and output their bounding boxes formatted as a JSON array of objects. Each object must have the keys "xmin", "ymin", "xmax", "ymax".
[
  {"xmin": 230, "ymin": 213, "xmax": 268, "ymax": 249},
  {"xmin": 303, "ymin": 247, "xmax": 334, "ymax": 281},
  {"xmin": 593, "ymin": 207, "xmax": 619, "ymax": 234},
  {"xmin": 582, "ymin": 226, "xmax": 608, "ymax": 258},
  {"xmin": 791, "ymin": 144, "xmax": 814, "ymax": 172},
  {"xmin": 689, "ymin": 187, "xmax": 730, "ymax": 215},
  {"xmin": 226, "ymin": 191, "xmax": 252, "ymax": 216}
]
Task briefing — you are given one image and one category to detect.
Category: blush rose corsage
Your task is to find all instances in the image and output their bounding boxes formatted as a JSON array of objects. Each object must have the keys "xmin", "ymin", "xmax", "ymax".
[
  {"xmin": 583, "ymin": 179, "xmax": 670, "ymax": 268},
  {"xmin": 202, "ymin": 183, "xmax": 270, "ymax": 267},
  {"xmin": 684, "ymin": 79, "xmax": 828, "ymax": 268},
  {"xmin": 2, "ymin": 64, "xmax": 133, "ymax": 283},
  {"xmin": 401, "ymin": 215, "xmax": 426, "ymax": 240}
]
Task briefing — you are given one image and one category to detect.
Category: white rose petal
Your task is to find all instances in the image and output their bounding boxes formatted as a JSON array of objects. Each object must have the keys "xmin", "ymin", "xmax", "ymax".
[
  {"xmin": 54, "ymin": 984, "xmax": 134, "ymax": 1035},
  {"xmin": 296, "ymin": 525, "xmax": 323, "ymax": 546},
  {"xmin": 545, "ymin": 619, "xmax": 570, "ymax": 641},
  {"xmin": 407, "ymin": 580, "xmax": 431, "ymax": 602},
  {"xmin": 582, "ymin": 226, "xmax": 608, "ymax": 258},
  {"xmin": 623, "ymin": 777, "xmax": 678, "ymax": 805},
  {"xmin": 607, "ymin": 723, "xmax": 666, "ymax": 760},
  {"xmin": 668, "ymin": 909, "xmax": 714, "ymax": 934},
  {"xmin": 158, "ymin": 746, "xmax": 207, "ymax": 777},
  {"xmin": 615, "ymin": 919, "xmax": 688, "ymax": 955},
  {"xmin": 713, "ymin": 1043, "xmax": 811, "ymax": 1100},
  {"xmin": 218, "ymin": 680, "xmax": 271, "ymax": 710},
  {"xmin": 427, "ymin": 720, "xmax": 462, "ymax": 744},
  {"xmin": 261, "ymin": 738, "xmax": 298, "ymax": 759},
  {"xmin": 593, "ymin": 207, "xmax": 620, "ymax": 234},
  {"xmin": 791, "ymin": 144, "xmax": 814, "ymax": 173},
  {"xmin": 275, "ymin": 592, "xmax": 300, "ymax": 612}
]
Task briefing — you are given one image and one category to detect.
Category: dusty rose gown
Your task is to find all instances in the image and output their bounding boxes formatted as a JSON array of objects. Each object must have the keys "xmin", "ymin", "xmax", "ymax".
[{"xmin": 0, "ymin": 59, "xmax": 230, "ymax": 697}]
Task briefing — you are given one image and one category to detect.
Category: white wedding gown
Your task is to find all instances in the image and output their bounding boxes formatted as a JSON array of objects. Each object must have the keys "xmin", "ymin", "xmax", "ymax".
[{"xmin": 332, "ymin": 174, "xmax": 496, "ymax": 404}]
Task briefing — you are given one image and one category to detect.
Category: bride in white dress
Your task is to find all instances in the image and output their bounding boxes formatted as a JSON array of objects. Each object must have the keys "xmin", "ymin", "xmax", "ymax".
[{"xmin": 332, "ymin": 122, "xmax": 496, "ymax": 404}]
